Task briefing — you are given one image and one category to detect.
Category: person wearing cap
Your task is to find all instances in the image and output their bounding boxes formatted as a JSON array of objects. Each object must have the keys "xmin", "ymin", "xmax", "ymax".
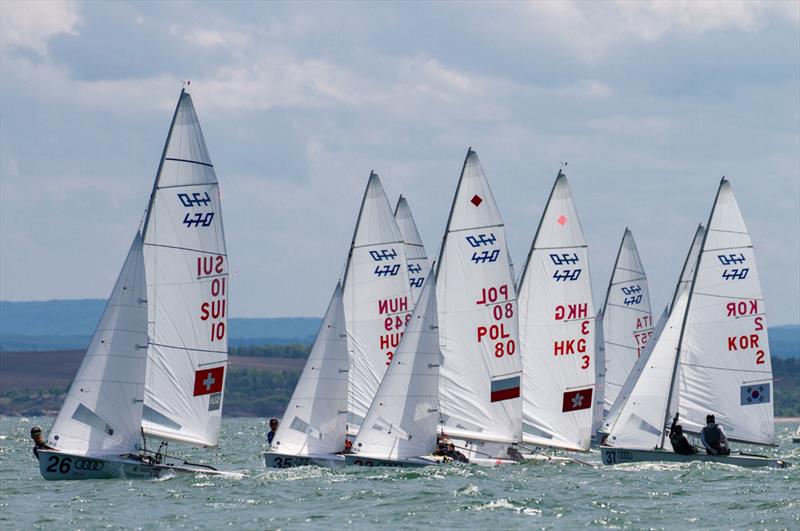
[
  {"xmin": 266, "ymin": 418, "xmax": 279, "ymax": 445},
  {"xmin": 700, "ymin": 414, "xmax": 730, "ymax": 456},
  {"xmin": 29, "ymin": 426, "xmax": 54, "ymax": 459}
]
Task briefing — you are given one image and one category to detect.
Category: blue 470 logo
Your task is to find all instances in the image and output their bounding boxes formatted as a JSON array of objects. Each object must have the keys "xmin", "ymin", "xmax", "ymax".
[
  {"xmin": 465, "ymin": 233, "xmax": 497, "ymax": 248},
  {"xmin": 374, "ymin": 264, "xmax": 401, "ymax": 277},
  {"xmin": 553, "ymin": 269, "xmax": 581, "ymax": 282},
  {"xmin": 410, "ymin": 277, "xmax": 424, "ymax": 288},
  {"xmin": 621, "ymin": 284, "xmax": 642, "ymax": 305},
  {"xmin": 718, "ymin": 253, "xmax": 749, "ymax": 280},
  {"xmin": 177, "ymin": 192, "xmax": 215, "ymax": 228},
  {"xmin": 550, "ymin": 253, "xmax": 580, "ymax": 266},
  {"xmin": 370, "ymin": 249, "xmax": 398, "ymax": 261}
]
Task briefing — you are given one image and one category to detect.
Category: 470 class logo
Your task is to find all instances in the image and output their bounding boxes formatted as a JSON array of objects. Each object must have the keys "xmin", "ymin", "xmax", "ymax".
[{"xmin": 177, "ymin": 192, "xmax": 215, "ymax": 228}]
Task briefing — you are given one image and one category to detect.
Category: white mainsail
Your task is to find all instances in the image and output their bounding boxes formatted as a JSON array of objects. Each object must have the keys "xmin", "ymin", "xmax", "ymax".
[
  {"xmin": 601, "ymin": 224, "xmax": 704, "ymax": 442},
  {"xmin": 343, "ymin": 172, "xmax": 412, "ymax": 433},
  {"xmin": 394, "ymin": 195, "xmax": 429, "ymax": 304},
  {"xmin": 271, "ymin": 283, "xmax": 349, "ymax": 456},
  {"xmin": 517, "ymin": 170, "xmax": 596, "ymax": 451},
  {"xmin": 141, "ymin": 89, "xmax": 229, "ymax": 447},
  {"xmin": 598, "ymin": 229, "xmax": 653, "ymax": 423},
  {"xmin": 351, "ymin": 271, "xmax": 441, "ymax": 460},
  {"xmin": 673, "ymin": 179, "xmax": 774, "ymax": 445},
  {"xmin": 48, "ymin": 234, "xmax": 148, "ymax": 456},
  {"xmin": 436, "ymin": 149, "xmax": 522, "ymax": 447}
]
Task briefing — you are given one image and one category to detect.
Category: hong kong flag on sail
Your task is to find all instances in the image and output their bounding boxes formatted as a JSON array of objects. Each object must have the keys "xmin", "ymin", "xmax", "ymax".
[
  {"xmin": 193, "ymin": 366, "xmax": 225, "ymax": 396},
  {"xmin": 562, "ymin": 387, "xmax": 593, "ymax": 412}
]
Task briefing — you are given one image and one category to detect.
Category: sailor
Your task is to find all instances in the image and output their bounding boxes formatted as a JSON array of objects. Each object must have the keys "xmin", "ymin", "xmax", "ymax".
[
  {"xmin": 266, "ymin": 418, "xmax": 279, "ymax": 445},
  {"xmin": 700, "ymin": 414, "xmax": 731, "ymax": 456},
  {"xmin": 343, "ymin": 439, "xmax": 353, "ymax": 454},
  {"xmin": 446, "ymin": 443, "xmax": 469, "ymax": 463},
  {"xmin": 433, "ymin": 435, "xmax": 450, "ymax": 457},
  {"xmin": 668, "ymin": 413, "xmax": 698, "ymax": 455},
  {"xmin": 30, "ymin": 426, "xmax": 54, "ymax": 459}
]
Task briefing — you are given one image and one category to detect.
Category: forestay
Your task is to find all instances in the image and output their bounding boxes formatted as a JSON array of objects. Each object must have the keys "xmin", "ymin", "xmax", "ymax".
[
  {"xmin": 598, "ymin": 229, "xmax": 653, "ymax": 423},
  {"xmin": 517, "ymin": 170, "xmax": 595, "ymax": 451},
  {"xmin": 141, "ymin": 89, "xmax": 229, "ymax": 447},
  {"xmin": 271, "ymin": 284, "xmax": 349, "ymax": 456},
  {"xmin": 352, "ymin": 272, "xmax": 441, "ymax": 460},
  {"xmin": 675, "ymin": 179, "xmax": 774, "ymax": 445},
  {"xmin": 602, "ymin": 224, "xmax": 704, "ymax": 446},
  {"xmin": 436, "ymin": 149, "xmax": 522, "ymax": 447},
  {"xmin": 343, "ymin": 172, "xmax": 412, "ymax": 432},
  {"xmin": 48, "ymin": 234, "xmax": 148, "ymax": 456},
  {"xmin": 395, "ymin": 195, "xmax": 429, "ymax": 304}
]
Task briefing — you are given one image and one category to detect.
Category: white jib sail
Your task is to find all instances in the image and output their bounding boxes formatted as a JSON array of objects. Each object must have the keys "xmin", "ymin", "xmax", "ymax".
[
  {"xmin": 601, "ymin": 224, "xmax": 704, "ymax": 444},
  {"xmin": 352, "ymin": 271, "xmax": 441, "ymax": 460},
  {"xmin": 271, "ymin": 283, "xmax": 349, "ymax": 456},
  {"xmin": 675, "ymin": 179, "xmax": 774, "ymax": 445},
  {"xmin": 141, "ymin": 89, "xmax": 229, "ymax": 447},
  {"xmin": 48, "ymin": 234, "xmax": 148, "ymax": 456},
  {"xmin": 517, "ymin": 170, "xmax": 596, "ymax": 451},
  {"xmin": 599, "ymin": 229, "xmax": 653, "ymax": 422},
  {"xmin": 394, "ymin": 195, "xmax": 429, "ymax": 305},
  {"xmin": 343, "ymin": 172, "xmax": 412, "ymax": 433},
  {"xmin": 436, "ymin": 149, "xmax": 522, "ymax": 446}
]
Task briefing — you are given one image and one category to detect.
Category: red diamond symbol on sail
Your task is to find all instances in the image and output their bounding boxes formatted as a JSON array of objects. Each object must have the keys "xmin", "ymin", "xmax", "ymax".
[
  {"xmin": 557, "ymin": 215, "xmax": 567, "ymax": 225},
  {"xmin": 470, "ymin": 194, "xmax": 483, "ymax": 207},
  {"xmin": 193, "ymin": 366, "xmax": 225, "ymax": 396},
  {"xmin": 562, "ymin": 387, "xmax": 593, "ymax": 412}
]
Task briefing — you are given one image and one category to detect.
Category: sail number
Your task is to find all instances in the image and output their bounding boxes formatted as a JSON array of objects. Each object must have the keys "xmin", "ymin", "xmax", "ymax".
[
  {"xmin": 45, "ymin": 455, "xmax": 104, "ymax": 474},
  {"xmin": 198, "ymin": 256, "xmax": 227, "ymax": 343},
  {"xmin": 476, "ymin": 285, "xmax": 516, "ymax": 358},
  {"xmin": 379, "ymin": 297, "xmax": 410, "ymax": 365},
  {"xmin": 553, "ymin": 304, "xmax": 592, "ymax": 369},
  {"xmin": 725, "ymin": 299, "xmax": 766, "ymax": 365}
]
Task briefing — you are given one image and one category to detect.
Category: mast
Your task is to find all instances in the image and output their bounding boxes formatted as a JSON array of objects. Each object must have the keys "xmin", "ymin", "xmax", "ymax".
[
  {"xmin": 435, "ymin": 148, "xmax": 472, "ymax": 276},
  {"xmin": 658, "ymin": 179, "xmax": 725, "ymax": 449},
  {"xmin": 601, "ymin": 229, "xmax": 628, "ymax": 316},
  {"xmin": 341, "ymin": 170, "xmax": 379, "ymax": 290},
  {"xmin": 669, "ymin": 223, "xmax": 704, "ymax": 312}
]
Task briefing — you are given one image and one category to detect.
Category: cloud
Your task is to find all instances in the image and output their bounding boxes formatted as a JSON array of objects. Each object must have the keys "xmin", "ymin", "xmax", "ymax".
[{"xmin": 0, "ymin": 0, "xmax": 81, "ymax": 56}]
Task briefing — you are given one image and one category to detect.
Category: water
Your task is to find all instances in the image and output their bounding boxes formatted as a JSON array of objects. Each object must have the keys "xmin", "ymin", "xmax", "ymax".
[{"xmin": 2, "ymin": 417, "xmax": 798, "ymax": 529}]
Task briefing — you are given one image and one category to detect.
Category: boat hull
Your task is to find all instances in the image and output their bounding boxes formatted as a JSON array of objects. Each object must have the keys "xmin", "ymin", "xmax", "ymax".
[
  {"xmin": 344, "ymin": 454, "xmax": 441, "ymax": 467},
  {"xmin": 599, "ymin": 446, "xmax": 789, "ymax": 468},
  {"xmin": 263, "ymin": 451, "xmax": 345, "ymax": 469}
]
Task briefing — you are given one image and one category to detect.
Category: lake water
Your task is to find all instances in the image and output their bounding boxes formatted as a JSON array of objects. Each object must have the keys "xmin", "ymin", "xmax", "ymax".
[{"xmin": 2, "ymin": 416, "xmax": 799, "ymax": 529}]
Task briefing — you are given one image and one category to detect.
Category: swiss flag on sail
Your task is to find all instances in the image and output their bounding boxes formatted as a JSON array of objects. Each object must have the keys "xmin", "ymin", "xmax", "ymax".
[
  {"xmin": 562, "ymin": 388, "xmax": 593, "ymax": 412},
  {"xmin": 193, "ymin": 366, "xmax": 225, "ymax": 396}
]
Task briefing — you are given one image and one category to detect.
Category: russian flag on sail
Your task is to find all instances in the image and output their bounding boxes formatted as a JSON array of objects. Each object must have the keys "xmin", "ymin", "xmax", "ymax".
[{"xmin": 490, "ymin": 374, "xmax": 521, "ymax": 402}]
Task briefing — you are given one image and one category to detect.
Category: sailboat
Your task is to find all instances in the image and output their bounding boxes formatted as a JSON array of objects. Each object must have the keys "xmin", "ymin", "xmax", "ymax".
[
  {"xmin": 517, "ymin": 169, "xmax": 596, "ymax": 455},
  {"xmin": 342, "ymin": 172, "xmax": 413, "ymax": 439},
  {"xmin": 345, "ymin": 271, "xmax": 445, "ymax": 467},
  {"xmin": 432, "ymin": 148, "xmax": 522, "ymax": 464},
  {"xmin": 264, "ymin": 284, "xmax": 349, "ymax": 468},
  {"xmin": 39, "ymin": 89, "xmax": 236, "ymax": 479},
  {"xmin": 793, "ymin": 426, "xmax": 800, "ymax": 444},
  {"xmin": 394, "ymin": 195, "xmax": 429, "ymax": 304},
  {"xmin": 592, "ymin": 229, "xmax": 653, "ymax": 435},
  {"xmin": 600, "ymin": 179, "xmax": 788, "ymax": 468}
]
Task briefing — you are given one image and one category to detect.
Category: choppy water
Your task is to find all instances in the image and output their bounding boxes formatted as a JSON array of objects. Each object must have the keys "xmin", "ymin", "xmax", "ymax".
[{"xmin": 1, "ymin": 417, "xmax": 798, "ymax": 529}]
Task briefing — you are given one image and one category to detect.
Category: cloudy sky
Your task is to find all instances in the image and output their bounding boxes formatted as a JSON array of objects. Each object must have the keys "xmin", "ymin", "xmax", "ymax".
[{"xmin": 1, "ymin": 1, "xmax": 798, "ymax": 324}]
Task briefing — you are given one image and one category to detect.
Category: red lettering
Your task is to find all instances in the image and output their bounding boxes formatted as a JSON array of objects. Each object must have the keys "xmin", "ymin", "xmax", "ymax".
[
  {"xmin": 726, "ymin": 302, "xmax": 736, "ymax": 317},
  {"xmin": 379, "ymin": 299, "xmax": 389, "ymax": 315},
  {"xmin": 755, "ymin": 316, "xmax": 764, "ymax": 331},
  {"xmin": 756, "ymin": 350, "xmax": 765, "ymax": 365},
  {"xmin": 555, "ymin": 305, "xmax": 565, "ymax": 320},
  {"xmin": 477, "ymin": 326, "xmax": 487, "ymax": 343},
  {"xmin": 214, "ymin": 255, "xmax": 224, "ymax": 274},
  {"xmin": 200, "ymin": 302, "xmax": 210, "ymax": 321},
  {"xmin": 581, "ymin": 355, "xmax": 590, "ymax": 369},
  {"xmin": 211, "ymin": 321, "xmax": 225, "ymax": 341}
]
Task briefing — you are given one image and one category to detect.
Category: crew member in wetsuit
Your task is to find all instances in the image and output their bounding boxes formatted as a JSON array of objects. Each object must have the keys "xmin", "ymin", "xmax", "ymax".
[
  {"xmin": 30, "ymin": 426, "xmax": 54, "ymax": 459},
  {"xmin": 668, "ymin": 413, "xmax": 698, "ymax": 455},
  {"xmin": 700, "ymin": 414, "xmax": 730, "ymax": 456},
  {"xmin": 266, "ymin": 418, "xmax": 279, "ymax": 445},
  {"xmin": 446, "ymin": 443, "xmax": 469, "ymax": 463}
]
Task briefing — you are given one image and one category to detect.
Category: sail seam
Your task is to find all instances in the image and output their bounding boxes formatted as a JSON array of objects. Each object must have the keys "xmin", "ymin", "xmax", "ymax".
[
  {"xmin": 605, "ymin": 303, "xmax": 652, "ymax": 314},
  {"xmin": 678, "ymin": 361, "xmax": 772, "ymax": 374},
  {"xmin": 163, "ymin": 157, "xmax": 214, "ymax": 168},
  {"xmin": 143, "ymin": 242, "xmax": 227, "ymax": 256},
  {"xmin": 156, "ymin": 182, "xmax": 218, "ymax": 191},
  {"xmin": 148, "ymin": 342, "xmax": 227, "ymax": 355}
]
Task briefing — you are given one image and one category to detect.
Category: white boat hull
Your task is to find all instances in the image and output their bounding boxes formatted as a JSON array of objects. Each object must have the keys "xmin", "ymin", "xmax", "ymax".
[
  {"xmin": 600, "ymin": 446, "xmax": 789, "ymax": 468},
  {"xmin": 344, "ymin": 454, "xmax": 442, "ymax": 467},
  {"xmin": 38, "ymin": 450, "xmax": 236, "ymax": 480},
  {"xmin": 263, "ymin": 451, "xmax": 345, "ymax": 469}
]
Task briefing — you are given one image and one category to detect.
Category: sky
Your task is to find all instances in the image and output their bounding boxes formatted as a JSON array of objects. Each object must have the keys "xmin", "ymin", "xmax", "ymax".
[{"xmin": 1, "ymin": 1, "xmax": 798, "ymax": 325}]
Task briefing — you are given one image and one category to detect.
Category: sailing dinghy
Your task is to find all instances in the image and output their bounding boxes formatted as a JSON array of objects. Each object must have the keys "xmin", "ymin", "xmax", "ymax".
[
  {"xmin": 793, "ymin": 426, "xmax": 800, "ymax": 444},
  {"xmin": 346, "ymin": 271, "xmax": 447, "ymax": 467},
  {"xmin": 600, "ymin": 179, "xmax": 788, "ymax": 468},
  {"xmin": 592, "ymin": 229, "xmax": 653, "ymax": 436},
  {"xmin": 264, "ymin": 284, "xmax": 349, "ymax": 468},
  {"xmin": 342, "ymin": 172, "xmax": 413, "ymax": 441},
  {"xmin": 517, "ymin": 170, "xmax": 596, "ymax": 457},
  {"xmin": 432, "ymin": 148, "xmax": 522, "ymax": 464},
  {"xmin": 39, "ymin": 89, "xmax": 238, "ymax": 480},
  {"xmin": 395, "ymin": 195, "xmax": 430, "ymax": 305}
]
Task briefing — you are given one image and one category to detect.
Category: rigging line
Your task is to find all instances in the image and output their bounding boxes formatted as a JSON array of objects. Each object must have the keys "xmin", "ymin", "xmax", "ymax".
[
  {"xmin": 707, "ymin": 228, "xmax": 749, "ymax": 235},
  {"xmin": 350, "ymin": 239, "xmax": 405, "ymax": 250},
  {"xmin": 156, "ymin": 182, "xmax": 218, "ymax": 191},
  {"xmin": 446, "ymin": 223, "xmax": 506, "ymax": 234},
  {"xmin": 603, "ymin": 341, "xmax": 638, "ymax": 351},
  {"xmin": 677, "ymin": 361, "xmax": 772, "ymax": 374},
  {"xmin": 692, "ymin": 292, "xmax": 764, "ymax": 301},
  {"xmin": 143, "ymin": 242, "xmax": 227, "ymax": 256},
  {"xmin": 703, "ymin": 245, "xmax": 753, "ymax": 252},
  {"xmin": 163, "ymin": 157, "xmax": 214, "ymax": 168},
  {"xmin": 532, "ymin": 244, "xmax": 588, "ymax": 251},
  {"xmin": 605, "ymin": 303, "xmax": 652, "ymax": 314},
  {"xmin": 610, "ymin": 276, "xmax": 646, "ymax": 285},
  {"xmin": 613, "ymin": 268, "xmax": 645, "ymax": 276},
  {"xmin": 147, "ymin": 342, "xmax": 227, "ymax": 355}
]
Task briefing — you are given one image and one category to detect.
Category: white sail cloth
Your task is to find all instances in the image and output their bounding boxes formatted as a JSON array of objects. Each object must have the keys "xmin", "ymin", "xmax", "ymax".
[
  {"xmin": 517, "ymin": 171, "xmax": 596, "ymax": 451},
  {"xmin": 395, "ymin": 195, "xmax": 429, "ymax": 304},
  {"xmin": 676, "ymin": 179, "xmax": 774, "ymax": 445},
  {"xmin": 352, "ymin": 271, "xmax": 442, "ymax": 460},
  {"xmin": 343, "ymin": 172, "xmax": 412, "ymax": 432},
  {"xmin": 436, "ymin": 149, "xmax": 522, "ymax": 447},
  {"xmin": 142, "ymin": 89, "xmax": 229, "ymax": 447},
  {"xmin": 271, "ymin": 284, "xmax": 349, "ymax": 456},
  {"xmin": 48, "ymin": 234, "xmax": 149, "ymax": 456},
  {"xmin": 599, "ymin": 229, "xmax": 653, "ymax": 421}
]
